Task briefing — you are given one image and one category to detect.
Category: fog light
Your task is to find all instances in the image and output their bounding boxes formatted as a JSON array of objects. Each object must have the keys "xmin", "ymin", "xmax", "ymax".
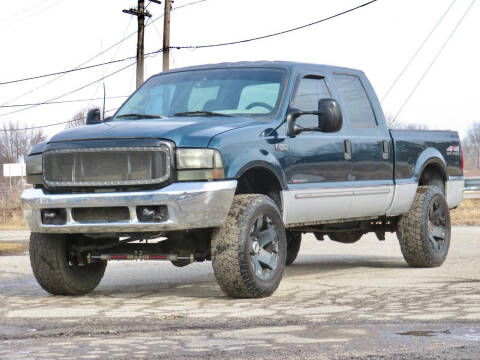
[
  {"xmin": 41, "ymin": 209, "xmax": 67, "ymax": 225},
  {"xmin": 136, "ymin": 206, "xmax": 168, "ymax": 223}
]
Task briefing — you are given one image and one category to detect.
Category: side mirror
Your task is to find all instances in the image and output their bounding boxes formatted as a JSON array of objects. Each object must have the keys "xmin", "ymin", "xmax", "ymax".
[
  {"xmin": 317, "ymin": 98, "xmax": 343, "ymax": 133},
  {"xmin": 286, "ymin": 98, "xmax": 342, "ymax": 137},
  {"xmin": 86, "ymin": 108, "xmax": 102, "ymax": 125}
]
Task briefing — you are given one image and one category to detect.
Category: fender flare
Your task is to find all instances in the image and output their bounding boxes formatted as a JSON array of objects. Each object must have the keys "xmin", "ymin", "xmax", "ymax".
[
  {"xmin": 234, "ymin": 161, "xmax": 287, "ymax": 190},
  {"xmin": 413, "ymin": 148, "xmax": 448, "ymax": 183}
]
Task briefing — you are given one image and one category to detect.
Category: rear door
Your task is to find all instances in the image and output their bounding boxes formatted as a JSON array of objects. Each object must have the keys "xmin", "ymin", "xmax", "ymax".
[{"xmin": 330, "ymin": 73, "xmax": 394, "ymax": 218}]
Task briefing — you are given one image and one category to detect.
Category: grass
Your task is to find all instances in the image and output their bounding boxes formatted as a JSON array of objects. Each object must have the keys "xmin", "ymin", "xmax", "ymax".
[
  {"xmin": 0, "ymin": 213, "xmax": 27, "ymax": 231},
  {"xmin": 450, "ymin": 198, "xmax": 480, "ymax": 226},
  {"xmin": 0, "ymin": 198, "xmax": 477, "ymax": 232},
  {"xmin": 0, "ymin": 242, "xmax": 28, "ymax": 255}
]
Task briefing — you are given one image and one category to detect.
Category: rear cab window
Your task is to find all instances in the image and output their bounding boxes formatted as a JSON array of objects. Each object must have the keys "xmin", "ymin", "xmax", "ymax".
[{"xmin": 332, "ymin": 74, "xmax": 377, "ymax": 128}]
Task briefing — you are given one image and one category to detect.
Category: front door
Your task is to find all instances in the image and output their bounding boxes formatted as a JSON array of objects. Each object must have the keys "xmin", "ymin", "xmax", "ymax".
[{"xmin": 283, "ymin": 74, "xmax": 352, "ymax": 225}]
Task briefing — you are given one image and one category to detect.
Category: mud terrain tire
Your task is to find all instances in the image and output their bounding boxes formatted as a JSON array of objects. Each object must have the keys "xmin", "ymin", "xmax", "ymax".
[
  {"xmin": 211, "ymin": 194, "xmax": 286, "ymax": 298},
  {"xmin": 285, "ymin": 232, "xmax": 301, "ymax": 266},
  {"xmin": 30, "ymin": 233, "xmax": 107, "ymax": 295},
  {"xmin": 397, "ymin": 186, "xmax": 451, "ymax": 267}
]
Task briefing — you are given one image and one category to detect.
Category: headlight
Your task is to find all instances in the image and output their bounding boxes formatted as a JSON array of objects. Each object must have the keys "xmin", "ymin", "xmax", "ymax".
[
  {"xmin": 26, "ymin": 153, "xmax": 43, "ymax": 185},
  {"xmin": 26, "ymin": 154, "xmax": 42, "ymax": 175},
  {"xmin": 176, "ymin": 149, "xmax": 224, "ymax": 181}
]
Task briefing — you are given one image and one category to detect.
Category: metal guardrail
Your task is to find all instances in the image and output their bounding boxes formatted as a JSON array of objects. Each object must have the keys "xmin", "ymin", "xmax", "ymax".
[{"xmin": 465, "ymin": 178, "xmax": 480, "ymax": 191}]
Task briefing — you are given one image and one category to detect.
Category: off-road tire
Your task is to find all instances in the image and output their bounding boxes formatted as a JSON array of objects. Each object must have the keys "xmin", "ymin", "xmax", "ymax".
[
  {"xmin": 30, "ymin": 233, "xmax": 107, "ymax": 295},
  {"xmin": 211, "ymin": 194, "xmax": 287, "ymax": 298},
  {"xmin": 285, "ymin": 232, "xmax": 301, "ymax": 266},
  {"xmin": 397, "ymin": 186, "xmax": 451, "ymax": 267}
]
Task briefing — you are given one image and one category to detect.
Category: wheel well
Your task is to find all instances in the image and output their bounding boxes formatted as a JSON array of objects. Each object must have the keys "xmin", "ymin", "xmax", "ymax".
[
  {"xmin": 236, "ymin": 167, "xmax": 283, "ymax": 211},
  {"xmin": 418, "ymin": 162, "xmax": 446, "ymax": 193}
]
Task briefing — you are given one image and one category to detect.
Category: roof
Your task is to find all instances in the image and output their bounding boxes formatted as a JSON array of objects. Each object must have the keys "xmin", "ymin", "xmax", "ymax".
[{"xmin": 160, "ymin": 60, "xmax": 363, "ymax": 76}]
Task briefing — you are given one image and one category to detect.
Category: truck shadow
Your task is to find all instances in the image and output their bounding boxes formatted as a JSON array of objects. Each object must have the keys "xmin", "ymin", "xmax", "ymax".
[{"xmin": 93, "ymin": 254, "xmax": 408, "ymax": 299}]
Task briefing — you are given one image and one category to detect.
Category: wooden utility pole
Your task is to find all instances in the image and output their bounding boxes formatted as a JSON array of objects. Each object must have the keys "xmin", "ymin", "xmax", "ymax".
[
  {"xmin": 162, "ymin": 0, "xmax": 171, "ymax": 71},
  {"xmin": 123, "ymin": 0, "xmax": 152, "ymax": 89}
]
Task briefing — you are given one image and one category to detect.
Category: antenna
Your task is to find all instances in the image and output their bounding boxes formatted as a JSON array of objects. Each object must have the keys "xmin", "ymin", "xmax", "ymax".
[{"xmin": 102, "ymin": 83, "xmax": 106, "ymax": 120}]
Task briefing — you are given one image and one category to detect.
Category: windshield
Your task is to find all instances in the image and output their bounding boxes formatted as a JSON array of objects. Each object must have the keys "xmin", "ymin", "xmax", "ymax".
[{"xmin": 114, "ymin": 68, "xmax": 286, "ymax": 120}]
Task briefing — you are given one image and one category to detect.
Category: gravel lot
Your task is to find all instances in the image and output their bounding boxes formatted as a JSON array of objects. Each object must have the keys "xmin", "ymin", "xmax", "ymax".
[{"xmin": 1, "ymin": 227, "xmax": 480, "ymax": 359}]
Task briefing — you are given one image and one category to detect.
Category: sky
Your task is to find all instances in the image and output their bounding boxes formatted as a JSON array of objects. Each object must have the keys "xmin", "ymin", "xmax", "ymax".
[{"xmin": 0, "ymin": 0, "xmax": 478, "ymax": 139}]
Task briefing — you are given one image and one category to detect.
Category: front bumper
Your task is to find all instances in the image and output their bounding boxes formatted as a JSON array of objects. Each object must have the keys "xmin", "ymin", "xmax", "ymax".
[{"xmin": 21, "ymin": 181, "xmax": 237, "ymax": 233}]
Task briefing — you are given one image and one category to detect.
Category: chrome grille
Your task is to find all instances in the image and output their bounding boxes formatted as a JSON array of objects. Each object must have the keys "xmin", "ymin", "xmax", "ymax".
[{"xmin": 43, "ymin": 146, "xmax": 170, "ymax": 187}]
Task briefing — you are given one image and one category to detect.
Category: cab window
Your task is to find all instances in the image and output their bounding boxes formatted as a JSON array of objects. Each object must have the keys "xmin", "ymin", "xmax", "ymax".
[
  {"xmin": 292, "ymin": 76, "xmax": 331, "ymax": 128},
  {"xmin": 333, "ymin": 74, "xmax": 377, "ymax": 127}
]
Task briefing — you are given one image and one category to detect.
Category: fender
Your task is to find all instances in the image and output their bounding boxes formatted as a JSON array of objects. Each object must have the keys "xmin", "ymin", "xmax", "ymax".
[
  {"xmin": 412, "ymin": 147, "xmax": 448, "ymax": 183},
  {"xmin": 226, "ymin": 150, "xmax": 287, "ymax": 190}
]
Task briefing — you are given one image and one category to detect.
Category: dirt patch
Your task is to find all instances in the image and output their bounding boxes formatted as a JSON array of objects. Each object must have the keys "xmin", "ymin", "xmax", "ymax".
[
  {"xmin": 451, "ymin": 199, "xmax": 480, "ymax": 226},
  {"xmin": 0, "ymin": 242, "xmax": 28, "ymax": 255}
]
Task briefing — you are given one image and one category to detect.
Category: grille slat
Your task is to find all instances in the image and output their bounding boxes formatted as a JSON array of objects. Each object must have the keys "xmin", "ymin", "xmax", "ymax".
[{"xmin": 44, "ymin": 146, "xmax": 170, "ymax": 187}]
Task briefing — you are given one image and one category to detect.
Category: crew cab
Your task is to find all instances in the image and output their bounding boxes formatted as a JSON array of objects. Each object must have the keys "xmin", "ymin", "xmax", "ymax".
[{"xmin": 22, "ymin": 61, "xmax": 464, "ymax": 298}]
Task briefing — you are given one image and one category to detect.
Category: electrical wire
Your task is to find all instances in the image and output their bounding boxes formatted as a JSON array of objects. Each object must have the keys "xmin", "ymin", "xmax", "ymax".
[
  {"xmin": 0, "ymin": 0, "xmax": 65, "ymax": 29},
  {"xmin": 0, "ymin": 61, "xmax": 138, "ymax": 118},
  {"xmin": 0, "ymin": 108, "xmax": 120, "ymax": 132},
  {"xmin": 0, "ymin": 96, "xmax": 128, "ymax": 108},
  {"xmin": 0, "ymin": 55, "xmax": 138, "ymax": 86},
  {"xmin": 381, "ymin": 0, "xmax": 457, "ymax": 103},
  {"xmin": 393, "ymin": 0, "xmax": 476, "ymax": 121},
  {"xmin": 0, "ymin": 0, "xmax": 207, "ymax": 89},
  {"xmin": 170, "ymin": 0, "xmax": 378, "ymax": 50}
]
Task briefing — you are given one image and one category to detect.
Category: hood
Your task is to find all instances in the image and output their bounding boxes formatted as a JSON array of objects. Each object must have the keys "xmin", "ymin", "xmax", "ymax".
[{"xmin": 48, "ymin": 116, "xmax": 261, "ymax": 147}]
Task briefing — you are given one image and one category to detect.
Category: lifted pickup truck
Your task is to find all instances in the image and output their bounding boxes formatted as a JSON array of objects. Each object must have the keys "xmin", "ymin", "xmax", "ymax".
[{"xmin": 22, "ymin": 61, "xmax": 464, "ymax": 298}]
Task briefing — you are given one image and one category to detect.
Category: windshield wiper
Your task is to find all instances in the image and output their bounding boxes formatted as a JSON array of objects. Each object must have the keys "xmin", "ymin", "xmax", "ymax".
[
  {"xmin": 173, "ymin": 111, "xmax": 233, "ymax": 117},
  {"xmin": 116, "ymin": 113, "xmax": 163, "ymax": 119}
]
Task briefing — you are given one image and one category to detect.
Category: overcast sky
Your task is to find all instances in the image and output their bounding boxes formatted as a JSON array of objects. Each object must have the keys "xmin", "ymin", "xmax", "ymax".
[{"xmin": 0, "ymin": 0, "xmax": 477, "ymax": 138}]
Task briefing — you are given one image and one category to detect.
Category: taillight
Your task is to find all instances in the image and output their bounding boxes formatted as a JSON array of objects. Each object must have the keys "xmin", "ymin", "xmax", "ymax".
[{"xmin": 461, "ymin": 146, "xmax": 464, "ymax": 173}]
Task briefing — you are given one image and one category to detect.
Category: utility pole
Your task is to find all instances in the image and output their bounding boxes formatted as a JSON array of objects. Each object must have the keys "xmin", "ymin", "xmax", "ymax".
[
  {"xmin": 123, "ymin": 1, "xmax": 152, "ymax": 89},
  {"xmin": 162, "ymin": 0, "xmax": 171, "ymax": 71}
]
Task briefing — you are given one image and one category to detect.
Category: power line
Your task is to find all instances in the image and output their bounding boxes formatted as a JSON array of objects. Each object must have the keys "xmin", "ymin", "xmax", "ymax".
[
  {"xmin": 0, "ymin": 96, "xmax": 129, "ymax": 108},
  {"xmin": 0, "ymin": 0, "xmax": 207, "ymax": 90},
  {"xmin": 0, "ymin": 55, "xmax": 138, "ymax": 86},
  {"xmin": 0, "ymin": 0, "xmax": 65, "ymax": 29},
  {"xmin": 0, "ymin": 108, "xmax": 120, "ymax": 132},
  {"xmin": 0, "ymin": 0, "xmax": 57, "ymax": 21},
  {"xmin": 0, "ymin": 0, "xmax": 368, "ymax": 87},
  {"xmin": 0, "ymin": 0, "xmax": 373, "ymax": 121},
  {"xmin": 171, "ymin": 0, "xmax": 378, "ymax": 50},
  {"xmin": 381, "ymin": 0, "xmax": 457, "ymax": 103},
  {"xmin": 393, "ymin": 0, "xmax": 476, "ymax": 121},
  {"xmin": 0, "ymin": 61, "xmax": 139, "ymax": 118}
]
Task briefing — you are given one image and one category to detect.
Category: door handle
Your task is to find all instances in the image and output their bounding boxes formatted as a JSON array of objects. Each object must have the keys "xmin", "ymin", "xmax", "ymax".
[
  {"xmin": 382, "ymin": 140, "xmax": 389, "ymax": 160},
  {"xmin": 344, "ymin": 139, "xmax": 351, "ymax": 160}
]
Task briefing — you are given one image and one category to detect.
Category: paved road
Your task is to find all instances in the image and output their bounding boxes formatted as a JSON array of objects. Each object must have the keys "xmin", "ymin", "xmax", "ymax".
[
  {"xmin": 464, "ymin": 191, "xmax": 480, "ymax": 199},
  {"xmin": 1, "ymin": 227, "xmax": 480, "ymax": 359}
]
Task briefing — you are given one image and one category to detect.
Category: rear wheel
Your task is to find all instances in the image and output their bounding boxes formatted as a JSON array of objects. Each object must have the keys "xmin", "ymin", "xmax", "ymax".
[
  {"xmin": 397, "ymin": 186, "xmax": 451, "ymax": 267},
  {"xmin": 211, "ymin": 194, "xmax": 286, "ymax": 298},
  {"xmin": 30, "ymin": 233, "xmax": 107, "ymax": 295},
  {"xmin": 285, "ymin": 232, "xmax": 301, "ymax": 266}
]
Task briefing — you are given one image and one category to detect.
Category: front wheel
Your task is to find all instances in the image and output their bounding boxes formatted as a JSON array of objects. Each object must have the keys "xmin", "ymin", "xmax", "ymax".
[
  {"xmin": 397, "ymin": 186, "xmax": 451, "ymax": 267},
  {"xmin": 211, "ymin": 194, "xmax": 287, "ymax": 298},
  {"xmin": 30, "ymin": 233, "xmax": 107, "ymax": 295}
]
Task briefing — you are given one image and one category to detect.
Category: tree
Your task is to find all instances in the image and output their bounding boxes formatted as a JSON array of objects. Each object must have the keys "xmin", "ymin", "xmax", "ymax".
[
  {"xmin": 465, "ymin": 121, "xmax": 480, "ymax": 169},
  {"xmin": 0, "ymin": 121, "xmax": 46, "ymax": 182},
  {"xmin": 0, "ymin": 121, "xmax": 46, "ymax": 164},
  {"xmin": 385, "ymin": 113, "xmax": 428, "ymax": 130},
  {"xmin": 65, "ymin": 109, "xmax": 87, "ymax": 128}
]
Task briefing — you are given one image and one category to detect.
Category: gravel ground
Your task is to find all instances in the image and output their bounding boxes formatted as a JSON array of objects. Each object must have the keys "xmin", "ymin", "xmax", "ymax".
[{"xmin": 0, "ymin": 227, "xmax": 479, "ymax": 359}]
